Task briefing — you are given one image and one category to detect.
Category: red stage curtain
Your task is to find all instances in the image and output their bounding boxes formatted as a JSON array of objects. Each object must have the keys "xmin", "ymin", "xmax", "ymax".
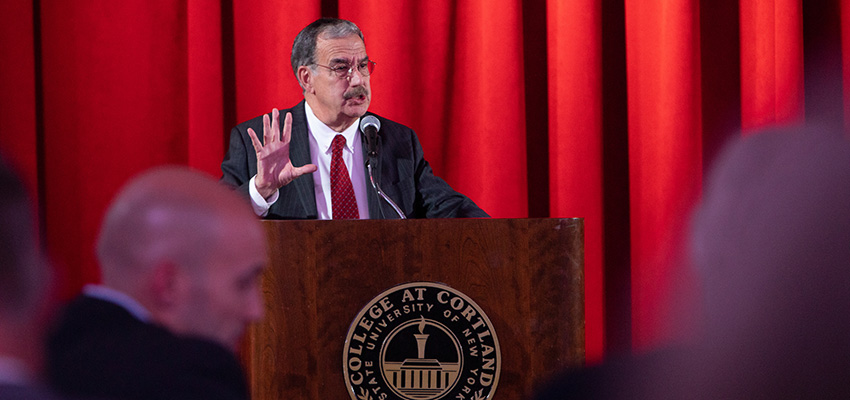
[
  {"xmin": 626, "ymin": 0, "xmax": 703, "ymax": 351},
  {"xmin": 38, "ymin": 1, "xmax": 191, "ymax": 293},
  {"xmin": 0, "ymin": 1, "xmax": 38, "ymax": 201},
  {"xmin": 232, "ymin": 1, "xmax": 320, "ymax": 122},
  {"xmin": 548, "ymin": 0, "xmax": 605, "ymax": 362},
  {"xmin": 0, "ymin": 0, "xmax": 842, "ymax": 363},
  {"xmin": 188, "ymin": 0, "xmax": 225, "ymax": 175},
  {"xmin": 843, "ymin": 0, "xmax": 850, "ymax": 135},
  {"xmin": 740, "ymin": 0, "xmax": 804, "ymax": 130}
]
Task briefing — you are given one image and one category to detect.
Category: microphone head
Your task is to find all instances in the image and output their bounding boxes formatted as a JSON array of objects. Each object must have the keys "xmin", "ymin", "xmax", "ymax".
[
  {"xmin": 360, "ymin": 115, "xmax": 381, "ymax": 158},
  {"xmin": 360, "ymin": 115, "xmax": 381, "ymax": 133}
]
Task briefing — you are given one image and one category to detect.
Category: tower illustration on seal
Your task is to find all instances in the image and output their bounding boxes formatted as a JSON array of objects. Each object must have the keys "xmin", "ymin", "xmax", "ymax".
[{"xmin": 381, "ymin": 316, "xmax": 462, "ymax": 400}]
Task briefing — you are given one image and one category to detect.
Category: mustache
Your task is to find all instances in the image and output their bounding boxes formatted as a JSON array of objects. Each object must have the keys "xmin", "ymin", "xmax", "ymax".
[{"xmin": 344, "ymin": 87, "xmax": 369, "ymax": 100}]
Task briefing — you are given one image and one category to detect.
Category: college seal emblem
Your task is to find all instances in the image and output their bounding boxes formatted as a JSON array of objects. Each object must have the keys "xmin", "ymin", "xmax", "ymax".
[{"xmin": 343, "ymin": 282, "xmax": 501, "ymax": 400}]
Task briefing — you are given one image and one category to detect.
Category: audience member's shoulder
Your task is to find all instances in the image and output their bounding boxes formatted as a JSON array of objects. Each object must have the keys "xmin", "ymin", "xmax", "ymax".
[
  {"xmin": 49, "ymin": 295, "xmax": 142, "ymax": 340},
  {"xmin": 0, "ymin": 383, "xmax": 82, "ymax": 400},
  {"xmin": 163, "ymin": 335, "xmax": 248, "ymax": 397},
  {"xmin": 534, "ymin": 356, "xmax": 636, "ymax": 400},
  {"xmin": 533, "ymin": 348, "xmax": 687, "ymax": 400},
  {"xmin": 169, "ymin": 333, "xmax": 244, "ymax": 369},
  {"xmin": 47, "ymin": 304, "xmax": 247, "ymax": 400}
]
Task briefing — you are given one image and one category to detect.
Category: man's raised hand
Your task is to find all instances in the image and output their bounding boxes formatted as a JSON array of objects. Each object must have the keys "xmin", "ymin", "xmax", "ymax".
[{"xmin": 247, "ymin": 108, "xmax": 318, "ymax": 199}]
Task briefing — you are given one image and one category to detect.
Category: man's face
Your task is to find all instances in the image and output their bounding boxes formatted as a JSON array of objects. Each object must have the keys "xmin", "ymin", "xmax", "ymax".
[
  {"xmin": 304, "ymin": 34, "xmax": 371, "ymax": 130},
  {"xmin": 179, "ymin": 219, "xmax": 266, "ymax": 351}
]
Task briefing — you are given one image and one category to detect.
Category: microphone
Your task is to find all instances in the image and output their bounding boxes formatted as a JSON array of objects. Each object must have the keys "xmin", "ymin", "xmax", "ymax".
[
  {"xmin": 359, "ymin": 115, "xmax": 406, "ymax": 219},
  {"xmin": 360, "ymin": 115, "xmax": 380, "ymax": 158}
]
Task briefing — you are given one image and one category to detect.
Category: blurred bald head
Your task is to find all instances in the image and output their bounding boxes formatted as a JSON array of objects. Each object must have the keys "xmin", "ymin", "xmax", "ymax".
[
  {"xmin": 97, "ymin": 167, "xmax": 257, "ymax": 280},
  {"xmin": 96, "ymin": 167, "xmax": 267, "ymax": 350}
]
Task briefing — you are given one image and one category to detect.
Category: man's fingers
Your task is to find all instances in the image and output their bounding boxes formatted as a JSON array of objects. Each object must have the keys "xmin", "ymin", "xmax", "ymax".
[
  {"xmin": 292, "ymin": 164, "xmax": 318, "ymax": 177},
  {"xmin": 271, "ymin": 108, "xmax": 280, "ymax": 143},
  {"xmin": 262, "ymin": 113, "xmax": 272, "ymax": 145},
  {"xmin": 282, "ymin": 112, "xmax": 293, "ymax": 145},
  {"xmin": 247, "ymin": 128, "xmax": 263, "ymax": 153}
]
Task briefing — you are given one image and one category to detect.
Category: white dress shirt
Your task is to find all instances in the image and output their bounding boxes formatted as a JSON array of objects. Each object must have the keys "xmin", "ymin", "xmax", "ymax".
[{"xmin": 249, "ymin": 102, "xmax": 369, "ymax": 219}]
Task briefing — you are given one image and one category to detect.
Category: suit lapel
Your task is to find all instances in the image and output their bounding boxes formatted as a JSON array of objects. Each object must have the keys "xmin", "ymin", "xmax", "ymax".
[
  {"xmin": 363, "ymin": 124, "xmax": 382, "ymax": 219},
  {"xmin": 363, "ymin": 116, "xmax": 394, "ymax": 219},
  {"xmin": 286, "ymin": 101, "xmax": 318, "ymax": 218}
]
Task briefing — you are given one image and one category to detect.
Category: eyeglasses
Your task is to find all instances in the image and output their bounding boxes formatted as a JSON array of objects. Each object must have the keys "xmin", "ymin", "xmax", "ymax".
[{"xmin": 313, "ymin": 60, "xmax": 376, "ymax": 79}]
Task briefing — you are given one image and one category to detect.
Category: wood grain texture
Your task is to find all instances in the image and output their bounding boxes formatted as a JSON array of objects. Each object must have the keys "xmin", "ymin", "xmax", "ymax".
[{"xmin": 243, "ymin": 218, "xmax": 584, "ymax": 399}]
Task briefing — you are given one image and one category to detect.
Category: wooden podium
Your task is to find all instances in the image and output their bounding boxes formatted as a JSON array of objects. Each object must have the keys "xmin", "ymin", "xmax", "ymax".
[{"xmin": 243, "ymin": 218, "xmax": 585, "ymax": 399}]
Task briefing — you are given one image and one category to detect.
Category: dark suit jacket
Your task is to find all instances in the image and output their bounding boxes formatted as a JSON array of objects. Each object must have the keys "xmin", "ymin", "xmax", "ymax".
[
  {"xmin": 220, "ymin": 101, "xmax": 489, "ymax": 219},
  {"xmin": 46, "ymin": 296, "xmax": 249, "ymax": 400},
  {"xmin": 0, "ymin": 384, "xmax": 68, "ymax": 400}
]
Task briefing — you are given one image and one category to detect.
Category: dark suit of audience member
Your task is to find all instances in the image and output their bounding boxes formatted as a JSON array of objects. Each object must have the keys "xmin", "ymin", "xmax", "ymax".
[
  {"xmin": 0, "ymin": 385, "xmax": 67, "ymax": 400},
  {"xmin": 46, "ymin": 167, "xmax": 267, "ymax": 400},
  {"xmin": 47, "ymin": 295, "xmax": 248, "ymax": 400}
]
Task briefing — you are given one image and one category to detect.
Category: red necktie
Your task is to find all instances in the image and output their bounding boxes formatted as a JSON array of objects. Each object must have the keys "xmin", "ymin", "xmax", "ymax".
[{"xmin": 331, "ymin": 134, "xmax": 359, "ymax": 219}]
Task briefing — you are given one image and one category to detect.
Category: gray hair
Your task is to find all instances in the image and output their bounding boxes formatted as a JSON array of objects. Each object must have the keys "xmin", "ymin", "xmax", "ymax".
[{"xmin": 291, "ymin": 18, "xmax": 364, "ymax": 80}]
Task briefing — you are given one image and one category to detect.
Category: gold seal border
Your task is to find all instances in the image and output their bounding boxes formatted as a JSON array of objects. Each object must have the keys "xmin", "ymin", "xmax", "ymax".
[{"xmin": 342, "ymin": 281, "xmax": 501, "ymax": 400}]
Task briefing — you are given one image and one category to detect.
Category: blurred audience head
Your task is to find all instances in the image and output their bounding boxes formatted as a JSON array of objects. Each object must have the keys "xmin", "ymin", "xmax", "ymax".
[
  {"xmin": 536, "ymin": 128, "xmax": 850, "ymax": 400},
  {"xmin": 0, "ymin": 154, "xmax": 49, "ymax": 369},
  {"xmin": 96, "ymin": 166, "xmax": 267, "ymax": 350},
  {"xmin": 685, "ymin": 126, "xmax": 850, "ymax": 398}
]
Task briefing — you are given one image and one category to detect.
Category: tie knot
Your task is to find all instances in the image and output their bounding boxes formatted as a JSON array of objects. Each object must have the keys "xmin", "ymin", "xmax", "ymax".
[{"xmin": 332, "ymin": 134, "xmax": 347, "ymax": 152}]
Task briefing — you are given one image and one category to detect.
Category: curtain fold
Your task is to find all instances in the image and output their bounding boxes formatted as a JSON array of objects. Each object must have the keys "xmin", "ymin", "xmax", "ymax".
[
  {"xmin": 232, "ymin": 1, "xmax": 320, "ymax": 122},
  {"xmin": 548, "ymin": 0, "xmax": 605, "ymax": 362},
  {"xmin": 188, "ymin": 0, "xmax": 225, "ymax": 175},
  {"xmin": 0, "ymin": 1, "xmax": 38, "ymax": 201},
  {"xmin": 843, "ymin": 0, "xmax": 850, "ymax": 135},
  {"xmin": 740, "ymin": 0, "xmax": 804, "ymax": 130},
  {"xmin": 626, "ymin": 0, "xmax": 703, "ymax": 351}
]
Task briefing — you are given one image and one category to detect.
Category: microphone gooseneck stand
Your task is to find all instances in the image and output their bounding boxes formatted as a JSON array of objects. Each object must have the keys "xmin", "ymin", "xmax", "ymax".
[
  {"xmin": 366, "ymin": 159, "xmax": 406, "ymax": 219},
  {"xmin": 361, "ymin": 115, "xmax": 406, "ymax": 219}
]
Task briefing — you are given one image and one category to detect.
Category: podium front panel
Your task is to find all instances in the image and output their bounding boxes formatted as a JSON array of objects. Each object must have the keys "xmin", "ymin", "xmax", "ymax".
[{"xmin": 243, "ymin": 218, "xmax": 584, "ymax": 400}]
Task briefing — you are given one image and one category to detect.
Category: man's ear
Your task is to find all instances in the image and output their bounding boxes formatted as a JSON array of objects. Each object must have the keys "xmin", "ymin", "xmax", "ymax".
[
  {"xmin": 149, "ymin": 262, "xmax": 182, "ymax": 309},
  {"xmin": 298, "ymin": 66, "xmax": 315, "ymax": 94}
]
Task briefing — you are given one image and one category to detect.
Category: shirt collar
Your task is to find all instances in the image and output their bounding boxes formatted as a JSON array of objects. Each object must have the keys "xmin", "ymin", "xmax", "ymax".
[
  {"xmin": 83, "ymin": 284, "xmax": 151, "ymax": 322},
  {"xmin": 304, "ymin": 101, "xmax": 361, "ymax": 155}
]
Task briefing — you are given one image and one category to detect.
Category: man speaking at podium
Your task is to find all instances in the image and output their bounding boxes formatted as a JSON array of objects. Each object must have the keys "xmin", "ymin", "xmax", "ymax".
[{"xmin": 221, "ymin": 18, "xmax": 488, "ymax": 220}]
